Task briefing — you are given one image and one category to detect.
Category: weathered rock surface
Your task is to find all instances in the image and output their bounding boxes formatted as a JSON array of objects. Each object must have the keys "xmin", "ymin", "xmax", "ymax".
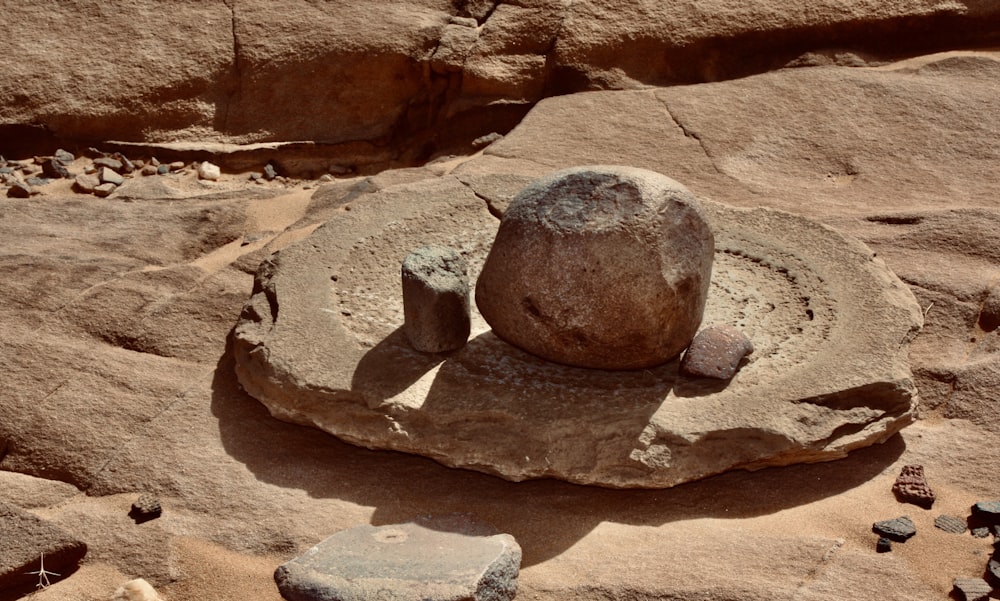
[
  {"xmin": 233, "ymin": 171, "xmax": 921, "ymax": 488},
  {"xmin": 475, "ymin": 166, "xmax": 714, "ymax": 369},
  {"xmin": 873, "ymin": 516, "xmax": 917, "ymax": 542},
  {"xmin": 892, "ymin": 464, "xmax": 935, "ymax": 508},
  {"xmin": 934, "ymin": 514, "xmax": 967, "ymax": 534},
  {"xmin": 0, "ymin": 500, "xmax": 88, "ymax": 594},
  {"xmin": 274, "ymin": 518, "xmax": 521, "ymax": 601},
  {"xmin": 953, "ymin": 577, "xmax": 992, "ymax": 601}
]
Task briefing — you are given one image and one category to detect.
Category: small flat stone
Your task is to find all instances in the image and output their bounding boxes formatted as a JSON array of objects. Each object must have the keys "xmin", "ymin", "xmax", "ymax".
[
  {"xmin": 0, "ymin": 166, "xmax": 12, "ymax": 174},
  {"xmin": 156, "ymin": 164, "xmax": 170, "ymax": 175},
  {"xmin": 141, "ymin": 164, "xmax": 158, "ymax": 176},
  {"xmin": 274, "ymin": 517, "xmax": 521, "ymax": 601},
  {"xmin": 934, "ymin": 514, "xmax": 967, "ymax": 534},
  {"xmin": 402, "ymin": 246, "xmax": 471, "ymax": 353},
  {"xmin": 0, "ymin": 500, "xmax": 87, "ymax": 594},
  {"xmin": 876, "ymin": 537, "xmax": 892, "ymax": 553},
  {"xmin": 99, "ymin": 167, "xmax": 125, "ymax": 186},
  {"xmin": 53, "ymin": 149, "xmax": 75, "ymax": 165},
  {"xmin": 972, "ymin": 526, "xmax": 991, "ymax": 538},
  {"xmin": 168, "ymin": 161, "xmax": 185, "ymax": 171},
  {"xmin": 681, "ymin": 324, "xmax": 754, "ymax": 379},
  {"xmin": 873, "ymin": 516, "xmax": 916, "ymax": 542},
  {"xmin": 892, "ymin": 464, "xmax": 935, "ymax": 509},
  {"xmin": 972, "ymin": 501, "xmax": 1000, "ymax": 524},
  {"xmin": 128, "ymin": 494, "xmax": 162, "ymax": 524},
  {"xmin": 197, "ymin": 161, "xmax": 221, "ymax": 181},
  {"xmin": 93, "ymin": 183, "xmax": 117, "ymax": 198},
  {"xmin": 472, "ymin": 132, "xmax": 503, "ymax": 148},
  {"xmin": 7, "ymin": 182, "xmax": 31, "ymax": 198},
  {"xmin": 953, "ymin": 577, "xmax": 992, "ymax": 601},
  {"xmin": 26, "ymin": 177, "xmax": 50, "ymax": 187},
  {"xmin": 93, "ymin": 157, "xmax": 124, "ymax": 171}
]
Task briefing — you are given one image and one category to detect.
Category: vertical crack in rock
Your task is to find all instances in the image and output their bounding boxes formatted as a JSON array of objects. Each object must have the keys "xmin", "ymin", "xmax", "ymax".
[
  {"xmin": 221, "ymin": 0, "xmax": 242, "ymax": 132},
  {"xmin": 657, "ymin": 96, "xmax": 725, "ymax": 177}
]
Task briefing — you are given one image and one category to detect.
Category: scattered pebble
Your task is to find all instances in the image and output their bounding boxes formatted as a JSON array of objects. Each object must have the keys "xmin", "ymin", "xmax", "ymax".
[
  {"xmin": 156, "ymin": 164, "xmax": 170, "ymax": 175},
  {"xmin": 953, "ymin": 577, "xmax": 992, "ymax": 601},
  {"xmin": 42, "ymin": 158, "xmax": 70, "ymax": 179},
  {"xmin": 53, "ymin": 148, "xmax": 74, "ymax": 165},
  {"xmin": 141, "ymin": 164, "xmax": 158, "ymax": 176},
  {"xmin": 99, "ymin": 167, "xmax": 125, "ymax": 186},
  {"xmin": 115, "ymin": 153, "xmax": 135, "ymax": 174},
  {"xmin": 681, "ymin": 324, "xmax": 754, "ymax": 380},
  {"xmin": 249, "ymin": 171, "xmax": 262, "ymax": 181},
  {"xmin": 263, "ymin": 163, "xmax": 278, "ymax": 180},
  {"xmin": 74, "ymin": 173, "xmax": 100, "ymax": 193},
  {"xmin": 111, "ymin": 577, "xmax": 161, "ymax": 601},
  {"xmin": 876, "ymin": 537, "xmax": 892, "ymax": 553},
  {"xmin": 93, "ymin": 183, "xmax": 117, "ymax": 198},
  {"xmin": 93, "ymin": 157, "xmax": 124, "ymax": 171},
  {"xmin": 319, "ymin": 173, "xmax": 336, "ymax": 182},
  {"xmin": 197, "ymin": 161, "xmax": 221, "ymax": 181},
  {"xmin": 128, "ymin": 494, "xmax": 162, "ymax": 524},
  {"xmin": 472, "ymin": 132, "xmax": 503, "ymax": 148},
  {"xmin": 6, "ymin": 181, "xmax": 32, "ymax": 198},
  {"xmin": 892, "ymin": 464, "xmax": 935, "ymax": 509},
  {"xmin": 168, "ymin": 161, "xmax": 185, "ymax": 171},
  {"xmin": 972, "ymin": 527, "xmax": 991, "ymax": 538},
  {"xmin": 872, "ymin": 516, "xmax": 916, "ymax": 542},
  {"xmin": 934, "ymin": 514, "xmax": 967, "ymax": 534}
]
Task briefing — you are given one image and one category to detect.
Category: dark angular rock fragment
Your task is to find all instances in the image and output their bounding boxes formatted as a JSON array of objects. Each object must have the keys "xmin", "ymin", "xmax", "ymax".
[
  {"xmin": 972, "ymin": 501, "xmax": 1000, "ymax": 524},
  {"xmin": 128, "ymin": 494, "xmax": 162, "ymax": 524},
  {"xmin": 972, "ymin": 526, "xmax": 991, "ymax": 538},
  {"xmin": 681, "ymin": 324, "xmax": 754, "ymax": 380},
  {"xmin": 402, "ymin": 246, "xmax": 471, "ymax": 353},
  {"xmin": 7, "ymin": 181, "xmax": 31, "ymax": 198},
  {"xmin": 264, "ymin": 163, "xmax": 278, "ymax": 180},
  {"xmin": 41, "ymin": 158, "xmax": 70, "ymax": 179},
  {"xmin": 988, "ymin": 556, "xmax": 1000, "ymax": 587},
  {"xmin": 873, "ymin": 516, "xmax": 916, "ymax": 542},
  {"xmin": 953, "ymin": 577, "xmax": 992, "ymax": 601},
  {"xmin": 934, "ymin": 514, "xmax": 967, "ymax": 534},
  {"xmin": 876, "ymin": 537, "xmax": 892, "ymax": 553},
  {"xmin": 892, "ymin": 464, "xmax": 935, "ymax": 509}
]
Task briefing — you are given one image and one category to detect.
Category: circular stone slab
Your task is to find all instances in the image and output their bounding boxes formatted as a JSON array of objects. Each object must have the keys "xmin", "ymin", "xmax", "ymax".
[
  {"xmin": 233, "ymin": 174, "xmax": 923, "ymax": 489},
  {"xmin": 475, "ymin": 166, "xmax": 714, "ymax": 369}
]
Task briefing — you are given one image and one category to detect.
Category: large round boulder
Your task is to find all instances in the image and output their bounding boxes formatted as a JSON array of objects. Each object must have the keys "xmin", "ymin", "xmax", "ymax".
[{"xmin": 474, "ymin": 166, "xmax": 714, "ymax": 369}]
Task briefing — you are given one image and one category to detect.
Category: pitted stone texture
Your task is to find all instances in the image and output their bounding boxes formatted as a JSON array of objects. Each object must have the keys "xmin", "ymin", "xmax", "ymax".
[
  {"xmin": 475, "ymin": 166, "xmax": 714, "ymax": 370},
  {"xmin": 892, "ymin": 464, "xmax": 935, "ymax": 509},
  {"xmin": 233, "ymin": 175, "xmax": 922, "ymax": 489},
  {"xmin": 680, "ymin": 324, "xmax": 754, "ymax": 380},
  {"xmin": 274, "ymin": 518, "xmax": 521, "ymax": 601},
  {"xmin": 402, "ymin": 246, "xmax": 471, "ymax": 353}
]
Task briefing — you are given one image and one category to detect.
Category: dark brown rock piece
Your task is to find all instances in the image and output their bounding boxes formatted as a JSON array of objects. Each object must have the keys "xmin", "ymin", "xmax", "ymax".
[
  {"xmin": 680, "ymin": 324, "xmax": 754, "ymax": 380},
  {"xmin": 0, "ymin": 500, "xmax": 87, "ymax": 594},
  {"xmin": 401, "ymin": 246, "xmax": 471, "ymax": 353},
  {"xmin": 892, "ymin": 464, "xmax": 935, "ymax": 509},
  {"xmin": 129, "ymin": 494, "xmax": 163, "ymax": 524},
  {"xmin": 475, "ymin": 166, "xmax": 714, "ymax": 370}
]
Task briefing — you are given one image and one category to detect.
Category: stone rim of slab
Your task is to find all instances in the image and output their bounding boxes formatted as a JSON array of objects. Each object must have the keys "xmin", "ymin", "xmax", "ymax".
[{"xmin": 233, "ymin": 173, "xmax": 923, "ymax": 489}]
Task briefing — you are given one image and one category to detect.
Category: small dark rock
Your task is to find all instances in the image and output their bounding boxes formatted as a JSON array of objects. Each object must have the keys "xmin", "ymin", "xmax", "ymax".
[
  {"xmin": 249, "ymin": 171, "xmax": 262, "ymax": 181},
  {"xmin": 934, "ymin": 514, "xmax": 967, "ymax": 534},
  {"xmin": 971, "ymin": 526, "xmax": 991, "ymax": 538},
  {"xmin": 876, "ymin": 537, "xmax": 892, "ymax": 553},
  {"xmin": 53, "ymin": 149, "xmax": 75, "ymax": 165},
  {"xmin": 41, "ymin": 158, "xmax": 70, "ymax": 179},
  {"xmin": 681, "ymin": 324, "xmax": 754, "ymax": 380},
  {"xmin": 972, "ymin": 501, "xmax": 1000, "ymax": 525},
  {"xmin": 113, "ymin": 153, "xmax": 134, "ymax": 174},
  {"xmin": 156, "ymin": 164, "xmax": 170, "ymax": 175},
  {"xmin": 128, "ymin": 494, "xmax": 162, "ymax": 524},
  {"xmin": 263, "ymin": 163, "xmax": 278, "ymax": 180},
  {"xmin": 873, "ymin": 516, "xmax": 916, "ymax": 542},
  {"xmin": 979, "ymin": 287, "xmax": 1000, "ymax": 331},
  {"xmin": 988, "ymin": 557, "xmax": 1000, "ymax": 587},
  {"xmin": 7, "ymin": 182, "xmax": 31, "ymax": 198},
  {"xmin": 953, "ymin": 577, "xmax": 992, "ymax": 601},
  {"xmin": 93, "ymin": 157, "xmax": 124, "ymax": 171},
  {"xmin": 892, "ymin": 464, "xmax": 935, "ymax": 509},
  {"xmin": 402, "ymin": 246, "xmax": 471, "ymax": 353}
]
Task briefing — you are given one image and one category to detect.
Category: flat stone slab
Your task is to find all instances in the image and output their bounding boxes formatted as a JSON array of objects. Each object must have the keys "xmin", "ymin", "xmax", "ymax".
[
  {"xmin": 233, "ymin": 174, "xmax": 923, "ymax": 488},
  {"xmin": 274, "ymin": 517, "xmax": 521, "ymax": 601},
  {"xmin": 0, "ymin": 500, "xmax": 88, "ymax": 593}
]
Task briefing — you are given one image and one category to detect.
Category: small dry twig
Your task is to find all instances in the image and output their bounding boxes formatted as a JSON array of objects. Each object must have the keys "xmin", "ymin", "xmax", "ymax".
[{"xmin": 26, "ymin": 552, "xmax": 60, "ymax": 589}]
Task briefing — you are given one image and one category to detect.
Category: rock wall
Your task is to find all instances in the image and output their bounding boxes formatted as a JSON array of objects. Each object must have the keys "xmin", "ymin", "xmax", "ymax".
[{"xmin": 2, "ymin": 0, "xmax": 999, "ymax": 165}]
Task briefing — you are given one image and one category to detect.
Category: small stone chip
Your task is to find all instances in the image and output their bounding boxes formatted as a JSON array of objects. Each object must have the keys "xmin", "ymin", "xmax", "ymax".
[
  {"xmin": 873, "ymin": 516, "xmax": 916, "ymax": 542},
  {"xmin": 129, "ymin": 494, "xmax": 162, "ymax": 524},
  {"xmin": 934, "ymin": 514, "xmax": 967, "ymax": 534},
  {"xmin": 876, "ymin": 537, "xmax": 892, "ymax": 553},
  {"xmin": 7, "ymin": 182, "xmax": 31, "ymax": 198},
  {"xmin": 953, "ymin": 577, "xmax": 992, "ymax": 601},
  {"xmin": 681, "ymin": 324, "xmax": 754, "ymax": 380},
  {"xmin": 971, "ymin": 526, "xmax": 991, "ymax": 539},
  {"xmin": 892, "ymin": 464, "xmax": 935, "ymax": 509},
  {"xmin": 989, "ymin": 557, "xmax": 1000, "ymax": 587}
]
